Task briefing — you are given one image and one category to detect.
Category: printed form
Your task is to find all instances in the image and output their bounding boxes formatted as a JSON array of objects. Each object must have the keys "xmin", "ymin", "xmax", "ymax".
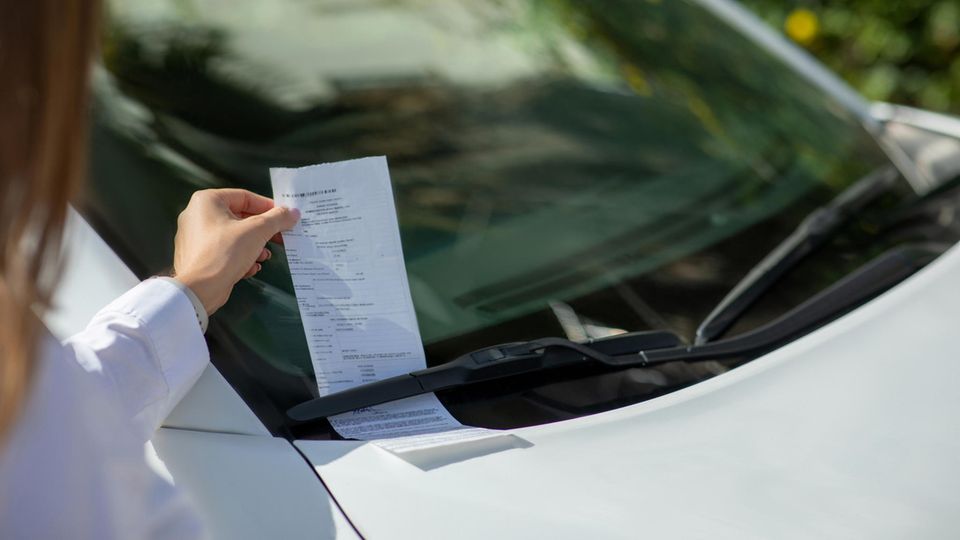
[{"xmin": 271, "ymin": 157, "xmax": 492, "ymax": 451}]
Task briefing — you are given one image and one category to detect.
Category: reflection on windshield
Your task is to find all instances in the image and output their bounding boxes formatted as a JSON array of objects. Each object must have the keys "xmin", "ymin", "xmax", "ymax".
[{"xmin": 84, "ymin": 0, "xmax": 890, "ymax": 433}]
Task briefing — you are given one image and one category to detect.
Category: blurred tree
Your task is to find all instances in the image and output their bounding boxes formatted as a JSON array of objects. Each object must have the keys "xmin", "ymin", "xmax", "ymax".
[{"xmin": 742, "ymin": 0, "xmax": 960, "ymax": 114}]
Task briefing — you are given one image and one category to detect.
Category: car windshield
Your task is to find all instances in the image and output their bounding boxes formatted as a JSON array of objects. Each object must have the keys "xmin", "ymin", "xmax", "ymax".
[{"xmin": 86, "ymin": 0, "xmax": 899, "ymax": 436}]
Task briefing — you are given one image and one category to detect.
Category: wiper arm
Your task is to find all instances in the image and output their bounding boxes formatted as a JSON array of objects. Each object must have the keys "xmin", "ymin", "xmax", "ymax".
[
  {"xmin": 287, "ymin": 243, "xmax": 936, "ymax": 423},
  {"xmin": 694, "ymin": 165, "xmax": 901, "ymax": 345},
  {"xmin": 287, "ymin": 330, "xmax": 682, "ymax": 422}
]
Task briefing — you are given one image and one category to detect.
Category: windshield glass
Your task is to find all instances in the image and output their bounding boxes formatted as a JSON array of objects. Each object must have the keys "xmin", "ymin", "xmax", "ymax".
[{"xmin": 86, "ymin": 0, "xmax": 896, "ymax": 435}]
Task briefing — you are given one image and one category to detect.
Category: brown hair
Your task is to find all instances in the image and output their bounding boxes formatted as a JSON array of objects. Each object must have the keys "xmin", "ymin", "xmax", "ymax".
[{"xmin": 0, "ymin": 0, "xmax": 101, "ymax": 437}]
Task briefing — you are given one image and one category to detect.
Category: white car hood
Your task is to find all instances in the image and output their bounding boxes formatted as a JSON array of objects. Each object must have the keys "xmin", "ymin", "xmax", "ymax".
[{"xmin": 297, "ymin": 244, "xmax": 960, "ymax": 539}]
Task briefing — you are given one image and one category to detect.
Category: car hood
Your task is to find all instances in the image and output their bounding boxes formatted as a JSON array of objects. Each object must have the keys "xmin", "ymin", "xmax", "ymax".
[{"xmin": 296, "ymin": 243, "xmax": 960, "ymax": 539}]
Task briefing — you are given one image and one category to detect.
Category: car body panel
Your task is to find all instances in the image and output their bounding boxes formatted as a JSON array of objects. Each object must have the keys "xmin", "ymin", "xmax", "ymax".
[
  {"xmin": 163, "ymin": 367, "xmax": 270, "ymax": 437},
  {"xmin": 297, "ymin": 242, "xmax": 960, "ymax": 539},
  {"xmin": 45, "ymin": 208, "xmax": 141, "ymax": 339},
  {"xmin": 153, "ymin": 429, "xmax": 359, "ymax": 540},
  {"xmin": 872, "ymin": 103, "xmax": 960, "ymax": 140},
  {"xmin": 872, "ymin": 103, "xmax": 960, "ymax": 185}
]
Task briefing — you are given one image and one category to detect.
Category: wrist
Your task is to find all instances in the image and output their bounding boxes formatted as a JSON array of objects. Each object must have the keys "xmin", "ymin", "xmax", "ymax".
[
  {"xmin": 169, "ymin": 272, "xmax": 221, "ymax": 316},
  {"xmin": 155, "ymin": 276, "xmax": 210, "ymax": 334}
]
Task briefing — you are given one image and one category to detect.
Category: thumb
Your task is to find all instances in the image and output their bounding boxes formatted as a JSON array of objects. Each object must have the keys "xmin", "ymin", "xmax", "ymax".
[{"xmin": 247, "ymin": 206, "xmax": 300, "ymax": 239}]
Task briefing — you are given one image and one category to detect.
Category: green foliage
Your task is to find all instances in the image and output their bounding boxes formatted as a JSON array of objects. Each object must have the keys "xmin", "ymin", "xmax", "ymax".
[{"xmin": 742, "ymin": 0, "xmax": 960, "ymax": 114}]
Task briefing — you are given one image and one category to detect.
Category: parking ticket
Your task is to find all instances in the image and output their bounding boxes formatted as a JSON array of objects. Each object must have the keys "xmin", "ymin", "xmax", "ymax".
[{"xmin": 270, "ymin": 157, "xmax": 498, "ymax": 452}]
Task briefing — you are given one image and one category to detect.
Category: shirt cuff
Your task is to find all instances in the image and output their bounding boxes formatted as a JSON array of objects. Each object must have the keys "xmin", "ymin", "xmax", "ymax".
[
  {"xmin": 155, "ymin": 277, "xmax": 208, "ymax": 334},
  {"xmin": 93, "ymin": 278, "xmax": 210, "ymax": 415}
]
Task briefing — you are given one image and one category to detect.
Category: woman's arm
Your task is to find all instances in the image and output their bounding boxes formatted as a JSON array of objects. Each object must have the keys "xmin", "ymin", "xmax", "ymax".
[
  {"xmin": 61, "ymin": 188, "xmax": 299, "ymax": 442},
  {"xmin": 62, "ymin": 278, "xmax": 209, "ymax": 442}
]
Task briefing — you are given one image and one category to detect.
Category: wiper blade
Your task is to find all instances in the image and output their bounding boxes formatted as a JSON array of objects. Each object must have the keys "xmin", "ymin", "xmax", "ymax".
[
  {"xmin": 647, "ymin": 243, "xmax": 937, "ymax": 363},
  {"xmin": 694, "ymin": 165, "xmax": 901, "ymax": 345},
  {"xmin": 287, "ymin": 330, "xmax": 682, "ymax": 422},
  {"xmin": 287, "ymin": 243, "xmax": 937, "ymax": 423}
]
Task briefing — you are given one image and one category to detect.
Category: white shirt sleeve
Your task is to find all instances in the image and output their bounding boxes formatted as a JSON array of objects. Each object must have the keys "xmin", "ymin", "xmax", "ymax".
[
  {"xmin": 0, "ymin": 278, "xmax": 211, "ymax": 539},
  {"xmin": 63, "ymin": 278, "xmax": 211, "ymax": 442}
]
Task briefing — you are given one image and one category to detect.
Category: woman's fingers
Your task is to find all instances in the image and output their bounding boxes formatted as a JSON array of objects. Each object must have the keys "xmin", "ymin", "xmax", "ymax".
[
  {"xmin": 222, "ymin": 191, "xmax": 293, "ymax": 245},
  {"xmin": 214, "ymin": 188, "xmax": 276, "ymax": 218},
  {"xmin": 243, "ymin": 263, "xmax": 261, "ymax": 279},
  {"xmin": 173, "ymin": 188, "xmax": 299, "ymax": 315},
  {"xmin": 246, "ymin": 206, "xmax": 300, "ymax": 242}
]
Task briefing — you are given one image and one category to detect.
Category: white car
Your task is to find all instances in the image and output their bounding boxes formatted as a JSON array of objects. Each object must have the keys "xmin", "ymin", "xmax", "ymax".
[{"xmin": 48, "ymin": 0, "xmax": 960, "ymax": 538}]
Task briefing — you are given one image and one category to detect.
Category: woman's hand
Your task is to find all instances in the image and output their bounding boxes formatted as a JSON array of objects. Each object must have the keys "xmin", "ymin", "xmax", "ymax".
[{"xmin": 172, "ymin": 188, "xmax": 300, "ymax": 315}]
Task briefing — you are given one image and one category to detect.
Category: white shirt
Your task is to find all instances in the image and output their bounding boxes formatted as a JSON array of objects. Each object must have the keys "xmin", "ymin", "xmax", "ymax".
[{"xmin": 0, "ymin": 279, "xmax": 210, "ymax": 539}]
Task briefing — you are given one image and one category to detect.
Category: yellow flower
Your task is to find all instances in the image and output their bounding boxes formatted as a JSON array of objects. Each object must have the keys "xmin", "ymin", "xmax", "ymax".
[
  {"xmin": 622, "ymin": 63, "xmax": 652, "ymax": 97},
  {"xmin": 784, "ymin": 8, "xmax": 819, "ymax": 46}
]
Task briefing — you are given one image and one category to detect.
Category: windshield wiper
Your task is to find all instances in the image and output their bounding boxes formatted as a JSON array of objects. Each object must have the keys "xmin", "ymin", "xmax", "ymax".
[
  {"xmin": 287, "ymin": 330, "xmax": 681, "ymax": 422},
  {"xmin": 287, "ymin": 243, "xmax": 937, "ymax": 422},
  {"xmin": 694, "ymin": 165, "xmax": 901, "ymax": 345}
]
